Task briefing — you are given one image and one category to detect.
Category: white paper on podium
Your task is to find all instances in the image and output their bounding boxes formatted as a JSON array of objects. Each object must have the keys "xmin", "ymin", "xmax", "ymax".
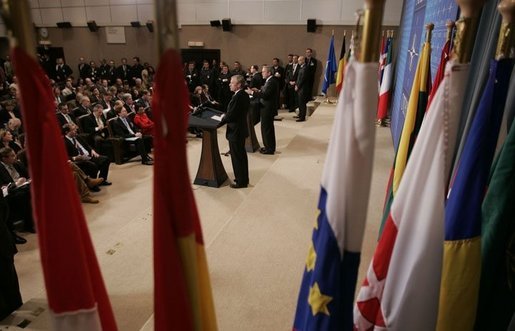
[{"xmin": 211, "ymin": 115, "xmax": 223, "ymax": 121}]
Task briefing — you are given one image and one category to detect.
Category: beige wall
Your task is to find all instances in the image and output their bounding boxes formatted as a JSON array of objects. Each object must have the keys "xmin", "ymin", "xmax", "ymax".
[{"xmin": 45, "ymin": 24, "xmax": 397, "ymax": 94}]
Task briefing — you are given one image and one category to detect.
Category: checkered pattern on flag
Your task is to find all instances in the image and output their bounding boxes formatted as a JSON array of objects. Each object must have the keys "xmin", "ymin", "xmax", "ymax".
[{"xmin": 293, "ymin": 60, "xmax": 378, "ymax": 331}]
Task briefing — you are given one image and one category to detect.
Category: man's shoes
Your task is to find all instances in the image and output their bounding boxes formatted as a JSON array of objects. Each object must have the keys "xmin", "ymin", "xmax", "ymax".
[
  {"xmin": 296, "ymin": 118, "xmax": 306, "ymax": 122},
  {"xmin": 230, "ymin": 183, "xmax": 248, "ymax": 189},
  {"xmin": 142, "ymin": 160, "xmax": 154, "ymax": 165},
  {"xmin": 14, "ymin": 234, "xmax": 27, "ymax": 244},
  {"xmin": 90, "ymin": 186, "xmax": 101, "ymax": 192},
  {"xmin": 86, "ymin": 177, "xmax": 104, "ymax": 189},
  {"xmin": 293, "ymin": 115, "xmax": 299, "ymax": 119},
  {"xmin": 100, "ymin": 180, "xmax": 112, "ymax": 186},
  {"xmin": 259, "ymin": 148, "xmax": 274, "ymax": 155},
  {"xmin": 274, "ymin": 116, "xmax": 283, "ymax": 121},
  {"xmin": 81, "ymin": 196, "xmax": 100, "ymax": 204}
]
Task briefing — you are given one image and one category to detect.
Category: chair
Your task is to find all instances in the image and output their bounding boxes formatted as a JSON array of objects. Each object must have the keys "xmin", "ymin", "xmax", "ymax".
[{"xmin": 106, "ymin": 118, "xmax": 139, "ymax": 164}]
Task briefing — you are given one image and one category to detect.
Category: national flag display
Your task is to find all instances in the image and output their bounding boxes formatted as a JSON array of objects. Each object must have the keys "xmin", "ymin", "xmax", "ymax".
[
  {"xmin": 321, "ymin": 34, "xmax": 338, "ymax": 95},
  {"xmin": 152, "ymin": 49, "xmax": 217, "ymax": 331},
  {"xmin": 427, "ymin": 38, "xmax": 451, "ymax": 110},
  {"xmin": 12, "ymin": 48, "xmax": 117, "ymax": 330},
  {"xmin": 293, "ymin": 60, "xmax": 378, "ymax": 331},
  {"xmin": 437, "ymin": 58, "xmax": 514, "ymax": 330},
  {"xmin": 354, "ymin": 61, "xmax": 470, "ymax": 330},
  {"xmin": 335, "ymin": 34, "xmax": 347, "ymax": 94},
  {"xmin": 376, "ymin": 34, "xmax": 394, "ymax": 123},
  {"xmin": 475, "ymin": 118, "xmax": 515, "ymax": 331},
  {"xmin": 377, "ymin": 37, "xmax": 431, "ymax": 236}
]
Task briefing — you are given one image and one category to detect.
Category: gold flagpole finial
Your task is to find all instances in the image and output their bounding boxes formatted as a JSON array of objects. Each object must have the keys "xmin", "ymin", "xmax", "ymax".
[
  {"xmin": 425, "ymin": 23, "xmax": 435, "ymax": 43},
  {"xmin": 360, "ymin": 0, "xmax": 387, "ymax": 62},
  {"xmin": 446, "ymin": 20, "xmax": 456, "ymax": 42},
  {"xmin": 0, "ymin": 0, "xmax": 36, "ymax": 58},
  {"xmin": 452, "ymin": 0, "xmax": 487, "ymax": 63},
  {"xmin": 154, "ymin": 0, "xmax": 180, "ymax": 56},
  {"xmin": 495, "ymin": 0, "xmax": 515, "ymax": 60}
]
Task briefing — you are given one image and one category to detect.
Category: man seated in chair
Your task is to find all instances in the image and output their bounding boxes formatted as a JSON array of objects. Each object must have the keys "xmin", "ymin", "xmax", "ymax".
[
  {"xmin": 62, "ymin": 123, "xmax": 112, "ymax": 188},
  {"xmin": 56, "ymin": 102, "xmax": 77, "ymax": 127},
  {"xmin": 111, "ymin": 108, "xmax": 153, "ymax": 165},
  {"xmin": 0, "ymin": 147, "xmax": 35, "ymax": 235},
  {"xmin": 82, "ymin": 103, "xmax": 109, "ymax": 152}
]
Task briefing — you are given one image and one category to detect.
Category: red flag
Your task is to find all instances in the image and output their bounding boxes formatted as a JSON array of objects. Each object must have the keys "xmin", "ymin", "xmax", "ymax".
[
  {"xmin": 427, "ymin": 40, "xmax": 451, "ymax": 111},
  {"xmin": 152, "ymin": 49, "xmax": 217, "ymax": 330},
  {"xmin": 11, "ymin": 48, "xmax": 117, "ymax": 330}
]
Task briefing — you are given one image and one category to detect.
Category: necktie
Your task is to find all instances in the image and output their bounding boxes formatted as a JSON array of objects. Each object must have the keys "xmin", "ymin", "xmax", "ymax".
[
  {"xmin": 65, "ymin": 114, "xmax": 72, "ymax": 123},
  {"xmin": 8, "ymin": 165, "xmax": 20, "ymax": 181},
  {"xmin": 96, "ymin": 116, "xmax": 104, "ymax": 129},
  {"xmin": 123, "ymin": 118, "xmax": 134, "ymax": 135},
  {"xmin": 73, "ymin": 138, "xmax": 83, "ymax": 155}
]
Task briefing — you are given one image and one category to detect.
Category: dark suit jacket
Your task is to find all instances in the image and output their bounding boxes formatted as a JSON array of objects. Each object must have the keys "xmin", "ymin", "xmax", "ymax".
[
  {"xmin": 220, "ymin": 90, "xmax": 249, "ymax": 142},
  {"xmin": 78, "ymin": 63, "xmax": 91, "ymax": 79},
  {"xmin": 54, "ymin": 64, "xmax": 73, "ymax": 82},
  {"xmin": 116, "ymin": 65, "xmax": 131, "ymax": 81},
  {"xmin": 63, "ymin": 136, "xmax": 93, "ymax": 159},
  {"xmin": 296, "ymin": 65, "xmax": 309, "ymax": 92},
  {"xmin": 111, "ymin": 117, "xmax": 141, "ymax": 138},
  {"xmin": 0, "ymin": 193, "xmax": 16, "ymax": 258},
  {"xmin": 83, "ymin": 113, "xmax": 108, "ymax": 137},
  {"xmin": 72, "ymin": 105, "xmax": 91, "ymax": 118},
  {"xmin": 56, "ymin": 112, "xmax": 77, "ymax": 127},
  {"xmin": 253, "ymin": 77, "xmax": 279, "ymax": 113},
  {"xmin": 0, "ymin": 162, "xmax": 29, "ymax": 186}
]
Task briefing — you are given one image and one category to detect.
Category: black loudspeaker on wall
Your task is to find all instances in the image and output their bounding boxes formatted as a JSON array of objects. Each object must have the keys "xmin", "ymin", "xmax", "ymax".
[
  {"xmin": 87, "ymin": 21, "xmax": 98, "ymax": 32},
  {"xmin": 307, "ymin": 19, "xmax": 317, "ymax": 33},
  {"xmin": 56, "ymin": 21, "xmax": 72, "ymax": 29},
  {"xmin": 222, "ymin": 19, "xmax": 232, "ymax": 32},
  {"xmin": 210, "ymin": 20, "xmax": 221, "ymax": 27}
]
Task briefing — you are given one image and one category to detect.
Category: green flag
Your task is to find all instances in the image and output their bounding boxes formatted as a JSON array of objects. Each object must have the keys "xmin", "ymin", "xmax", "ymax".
[{"xmin": 475, "ymin": 119, "xmax": 515, "ymax": 330}]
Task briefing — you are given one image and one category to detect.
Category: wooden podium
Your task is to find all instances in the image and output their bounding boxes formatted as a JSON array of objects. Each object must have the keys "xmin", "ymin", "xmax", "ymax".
[{"xmin": 189, "ymin": 108, "xmax": 228, "ymax": 188}]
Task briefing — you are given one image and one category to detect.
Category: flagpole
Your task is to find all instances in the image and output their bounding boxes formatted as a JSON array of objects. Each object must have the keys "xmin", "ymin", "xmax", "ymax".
[
  {"xmin": 154, "ymin": 0, "xmax": 180, "ymax": 56},
  {"xmin": 360, "ymin": 0, "xmax": 386, "ymax": 63},
  {"xmin": 0, "ymin": 0, "xmax": 36, "ymax": 58},
  {"xmin": 446, "ymin": 20, "xmax": 456, "ymax": 42},
  {"xmin": 495, "ymin": 0, "xmax": 515, "ymax": 60},
  {"xmin": 452, "ymin": 0, "xmax": 487, "ymax": 64}
]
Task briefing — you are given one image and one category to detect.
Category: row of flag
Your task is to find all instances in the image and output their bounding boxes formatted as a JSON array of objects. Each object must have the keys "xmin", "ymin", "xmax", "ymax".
[{"xmin": 293, "ymin": 14, "xmax": 514, "ymax": 331}]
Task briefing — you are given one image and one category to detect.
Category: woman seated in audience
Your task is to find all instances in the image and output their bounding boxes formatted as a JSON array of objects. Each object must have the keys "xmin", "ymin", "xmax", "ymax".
[
  {"xmin": 61, "ymin": 78, "xmax": 76, "ymax": 102},
  {"xmin": 0, "ymin": 129, "xmax": 22, "ymax": 154},
  {"xmin": 133, "ymin": 103, "xmax": 154, "ymax": 136},
  {"xmin": 0, "ymin": 100, "xmax": 21, "ymax": 128},
  {"xmin": 90, "ymin": 87, "xmax": 101, "ymax": 104}
]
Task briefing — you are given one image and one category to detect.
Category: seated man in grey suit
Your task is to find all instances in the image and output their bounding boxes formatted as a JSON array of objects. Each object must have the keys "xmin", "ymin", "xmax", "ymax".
[{"xmin": 110, "ymin": 108, "xmax": 153, "ymax": 165}]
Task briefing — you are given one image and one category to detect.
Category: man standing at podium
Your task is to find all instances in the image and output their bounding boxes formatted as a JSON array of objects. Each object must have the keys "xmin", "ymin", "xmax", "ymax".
[{"xmin": 220, "ymin": 75, "xmax": 250, "ymax": 189}]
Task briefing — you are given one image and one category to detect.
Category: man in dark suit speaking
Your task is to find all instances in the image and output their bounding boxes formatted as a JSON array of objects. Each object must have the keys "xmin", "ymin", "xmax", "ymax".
[
  {"xmin": 219, "ymin": 75, "xmax": 250, "ymax": 189},
  {"xmin": 246, "ymin": 66, "xmax": 278, "ymax": 154}
]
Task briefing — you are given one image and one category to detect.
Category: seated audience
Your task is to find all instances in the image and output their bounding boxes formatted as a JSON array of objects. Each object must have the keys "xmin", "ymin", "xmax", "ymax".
[
  {"xmin": 0, "ymin": 147, "xmax": 35, "ymax": 234},
  {"xmin": 133, "ymin": 103, "xmax": 154, "ymax": 136},
  {"xmin": 62, "ymin": 123, "xmax": 112, "ymax": 187},
  {"xmin": 56, "ymin": 102, "xmax": 77, "ymax": 127},
  {"xmin": 111, "ymin": 108, "xmax": 153, "ymax": 165},
  {"xmin": 0, "ymin": 129, "xmax": 21, "ymax": 154}
]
